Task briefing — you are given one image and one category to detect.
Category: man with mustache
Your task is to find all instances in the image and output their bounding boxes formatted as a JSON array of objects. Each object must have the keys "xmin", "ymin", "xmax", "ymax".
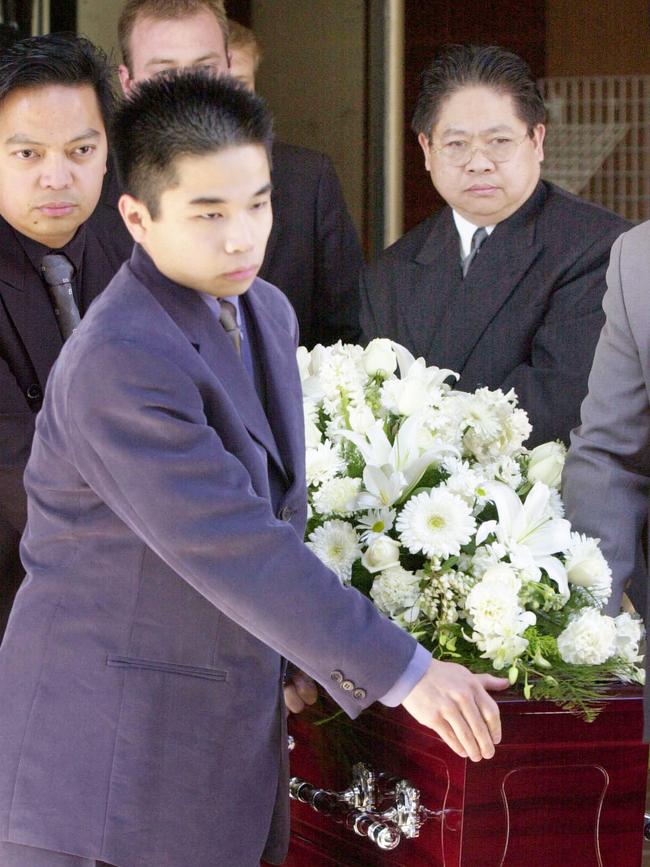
[
  {"xmin": 0, "ymin": 34, "xmax": 132, "ymax": 636},
  {"xmin": 360, "ymin": 44, "xmax": 630, "ymax": 447}
]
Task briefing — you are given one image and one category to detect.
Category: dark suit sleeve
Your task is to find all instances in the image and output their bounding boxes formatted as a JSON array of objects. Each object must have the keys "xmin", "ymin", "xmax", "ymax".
[
  {"xmin": 0, "ymin": 358, "xmax": 33, "ymax": 532},
  {"xmin": 501, "ymin": 230, "xmax": 618, "ymax": 446},
  {"xmin": 313, "ymin": 155, "xmax": 364, "ymax": 345},
  {"xmin": 563, "ymin": 232, "xmax": 650, "ymax": 614}
]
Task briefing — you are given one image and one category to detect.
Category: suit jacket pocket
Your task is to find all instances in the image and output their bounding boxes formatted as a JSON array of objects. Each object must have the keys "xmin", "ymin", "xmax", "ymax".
[{"xmin": 107, "ymin": 654, "xmax": 228, "ymax": 682}]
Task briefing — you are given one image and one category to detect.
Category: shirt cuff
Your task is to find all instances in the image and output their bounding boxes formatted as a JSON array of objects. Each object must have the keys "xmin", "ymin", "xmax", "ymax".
[{"xmin": 379, "ymin": 642, "xmax": 431, "ymax": 707}]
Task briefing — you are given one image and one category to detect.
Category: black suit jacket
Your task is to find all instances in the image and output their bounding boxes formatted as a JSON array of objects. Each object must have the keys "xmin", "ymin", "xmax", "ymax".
[
  {"xmin": 360, "ymin": 181, "xmax": 631, "ymax": 446},
  {"xmin": 0, "ymin": 205, "xmax": 133, "ymax": 632},
  {"xmin": 261, "ymin": 142, "xmax": 363, "ymax": 348}
]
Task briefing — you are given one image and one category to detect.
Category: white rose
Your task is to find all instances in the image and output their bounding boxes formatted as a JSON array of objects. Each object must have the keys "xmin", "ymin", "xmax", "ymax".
[
  {"xmin": 557, "ymin": 609, "xmax": 617, "ymax": 665},
  {"xmin": 614, "ymin": 613, "xmax": 644, "ymax": 663},
  {"xmin": 527, "ymin": 441, "xmax": 566, "ymax": 488},
  {"xmin": 363, "ymin": 339, "xmax": 398, "ymax": 376},
  {"xmin": 362, "ymin": 535, "xmax": 402, "ymax": 574},
  {"xmin": 564, "ymin": 533, "xmax": 612, "ymax": 603}
]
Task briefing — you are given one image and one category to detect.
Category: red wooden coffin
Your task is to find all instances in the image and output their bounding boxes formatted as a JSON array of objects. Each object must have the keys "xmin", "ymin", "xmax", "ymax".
[{"xmin": 279, "ymin": 685, "xmax": 648, "ymax": 866}]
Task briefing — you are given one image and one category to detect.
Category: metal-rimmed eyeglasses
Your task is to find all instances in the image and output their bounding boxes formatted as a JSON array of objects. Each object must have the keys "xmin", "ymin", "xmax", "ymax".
[{"xmin": 429, "ymin": 133, "xmax": 530, "ymax": 166}]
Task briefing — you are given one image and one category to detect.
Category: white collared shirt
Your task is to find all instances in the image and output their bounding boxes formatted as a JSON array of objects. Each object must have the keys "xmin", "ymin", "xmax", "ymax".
[{"xmin": 452, "ymin": 210, "xmax": 496, "ymax": 259}]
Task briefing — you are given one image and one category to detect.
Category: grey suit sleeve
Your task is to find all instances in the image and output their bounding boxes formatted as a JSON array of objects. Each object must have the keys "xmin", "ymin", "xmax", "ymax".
[
  {"xmin": 501, "ymin": 230, "xmax": 618, "ymax": 446},
  {"xmin": 313, "ymin": 155, "xmax": 364, "ymax": 345},
  {"xmin": 562, "ymin": 232, "xmax": 650, "ymax": 613},
  {"xmin": 67, "ymin": 339, "xmax": 416, "ymax": 717}
]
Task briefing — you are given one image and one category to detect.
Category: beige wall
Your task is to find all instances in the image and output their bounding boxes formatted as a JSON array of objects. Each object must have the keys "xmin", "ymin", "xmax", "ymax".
[
  {"xmin": 252, "ymin": 0, "xmax": 366, "ymax": 234},
  {"xmin": 77, "ymin": 0, "xmax": 121, "ymax": 60},
  {"xmin": 546, "ymin": 0, "xmax": 650, "ymax": 76}
]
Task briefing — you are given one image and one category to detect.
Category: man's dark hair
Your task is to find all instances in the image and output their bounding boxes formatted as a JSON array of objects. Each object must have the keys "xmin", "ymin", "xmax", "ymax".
[
  {"xmin": 412, "ymin": 44, "xmax": 546, "ymax": 139},
  {"xmin": 0, "ymin": 34, "xmax": 114, "ymax": 131},
  {"xmin": 112, "ymin": 70, "xmax": 273, "ymax": 218}
]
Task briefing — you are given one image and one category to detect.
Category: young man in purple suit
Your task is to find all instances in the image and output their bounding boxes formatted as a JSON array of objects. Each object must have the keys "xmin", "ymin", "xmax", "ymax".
[{"xmin": 0, "ymin": 72, "xmax": 507, "ymax": 867}]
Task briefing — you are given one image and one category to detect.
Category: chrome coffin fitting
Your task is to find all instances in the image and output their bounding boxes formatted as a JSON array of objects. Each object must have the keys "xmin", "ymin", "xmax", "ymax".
[{"xmin": 289, "ymin": 761, "xmax": 433, "ymax": 851}]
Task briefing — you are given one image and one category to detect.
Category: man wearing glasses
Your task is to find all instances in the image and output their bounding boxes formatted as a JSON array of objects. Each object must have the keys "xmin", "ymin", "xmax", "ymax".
[{"xmin": 360, "ymin": 44, "xmax": 629, "ymax": 446}]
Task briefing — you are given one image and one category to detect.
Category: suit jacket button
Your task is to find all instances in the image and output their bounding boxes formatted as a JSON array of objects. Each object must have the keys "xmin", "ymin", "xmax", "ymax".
[
  {"xmin": 26, "ymin": 383, "xmax": 42, "ymax": 402},
  {"xmin": 341, "ymin": 679, "xmax": 354, "ymax": 691},
  {"xmin": 278, "ymin": 506, "xmax": 295, "ymax": 521},
  {"xmin": 353, "ymin": 688, "xmax": 367, "ymax": 701},
  {"xmin": 330, "ymin": 670, "xmax": 343, "ymax": 684}
]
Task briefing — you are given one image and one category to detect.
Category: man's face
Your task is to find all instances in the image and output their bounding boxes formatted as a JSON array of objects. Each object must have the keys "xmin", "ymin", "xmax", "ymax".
[
  {"xmin": 121, "ymin": 144, "xmax": 272, "ymax": 298},
  {"xmin": 119, "ymin": 9, "xmax": 229, "ymax": 93},
  {"xmin": 229, "ymin": 46, "xmax": 256, "ymax": 92},
  {"xmin": 418, "ymin": 85, "xmax": 545, "ymax": 226},
  {"xmin": 0, "ymin": 83, "xmax": 107, "ymax": 248}
]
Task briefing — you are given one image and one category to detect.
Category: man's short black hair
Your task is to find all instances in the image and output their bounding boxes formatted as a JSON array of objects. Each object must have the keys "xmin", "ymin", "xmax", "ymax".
[
  {"xmin": 112, "ymin": 70, "xmax": 273, "ymax": 218},
  {"xmin": 412, "ymin": 44, "xmax": 546, "ymax": 140},
  {"xmin": 0, "ymin": 34, "xmax": 114, "ymax": 131}
]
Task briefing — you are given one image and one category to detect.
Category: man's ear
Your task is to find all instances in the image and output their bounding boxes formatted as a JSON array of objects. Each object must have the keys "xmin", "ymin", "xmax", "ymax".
[
  {"xmin": 117, "ymin": 64, "xmax": 132, "ymax": 97},
  {"xmin": 418, "ymin": 131, "xmax": 432, "ymax": 172},
  {"xmin": 532, "ymin": 123, "xmax": 546, "ymax": 163},
  {"xmin": 118, "ymin": 193, "xmax": 150, "ymax": 243}
]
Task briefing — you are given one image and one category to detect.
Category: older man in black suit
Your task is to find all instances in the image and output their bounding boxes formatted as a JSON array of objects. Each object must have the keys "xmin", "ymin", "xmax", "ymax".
[
  {"xmin": 361, "ymin": 44, "xmax": 629, "ymax": 447},
  {"xmin": 0, "ymin": 35, "xmax": 132, "ymax": 636}
]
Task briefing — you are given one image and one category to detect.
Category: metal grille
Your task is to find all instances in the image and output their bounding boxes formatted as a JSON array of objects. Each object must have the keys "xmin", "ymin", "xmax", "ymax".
[{"xmin": 538, "ymin": 76, "xmax": 650, "ymax": 222}]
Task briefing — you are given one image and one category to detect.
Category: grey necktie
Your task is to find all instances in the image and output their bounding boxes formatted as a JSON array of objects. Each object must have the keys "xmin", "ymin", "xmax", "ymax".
[
  {"xmin": 462, "ymin": 226, "xmax": 489, "ymax": 278},
  {"xmin": 41, "ymin": 253, "xmax": 80, "ymax": 340},
  {"xmin": 219, "ymin": 299, "xmax": 241, "ymax": 355}
]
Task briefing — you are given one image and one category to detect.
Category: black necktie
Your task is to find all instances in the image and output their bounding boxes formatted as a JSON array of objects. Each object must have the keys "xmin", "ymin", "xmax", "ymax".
[
  {"xmin": 41, "ymin": 253, "xmax": 80, "ymax": 340},
  {"xmin": 219, "ymin": 299, "xmax": 241, "ymax": 355},
  {"xmin": 462, "ymin": 227, "xmax": 489, "ymax": 278}
]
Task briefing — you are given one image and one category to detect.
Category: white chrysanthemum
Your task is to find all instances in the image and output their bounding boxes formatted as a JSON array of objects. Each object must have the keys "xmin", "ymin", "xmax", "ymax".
[
  {"xmin": 564, "ymin": 533, "xmax": 612, "ymax": 605},
  {"xmin": 547, "ymin": 488, "xmax": 565, "ymax": 519},
  {"xmin": 317, "ymin": 343, "xmax": 367, "ymax": 401},
  {"xmin": 460, "ymin": 389, "xmax": 531, "ymax": 462},
  {"xmin": 442, "ymin": 458, "xmax": 489, "ymax": 508},
  {"xmin": 312, "ymin": 477, "xmax": 362, "ymax": 516},
  {"xmin": 307, "ymin": 520, "xmax": 361, "ymax": 584},
  {"xmin": 396, "ymin": 489, "xmax": 476, "ymax": 559},
  {"xmin": 356, "ymin": 507, "xmax": 397, "ymax": 543},
  {"xmin": 484, "ymin": 455, "xmax": 523, "ymax": 489},
  {"xmin": 557, "ymin": 608, "xmax": 617, "ymax": 665},
  {"xmin": 370, "ymin": 565, "xmax": 421, "ymax": 618},
  {"xmin": 614, "ymin": 612, "xmax": 644, "ymax": 663},
  {"xmin": 465, "ymin": 565, "xmax": 534, "ymax": 666},
  {"xmin": 305, "ymin": 442, "xmax": 346, "ymax": 487}
]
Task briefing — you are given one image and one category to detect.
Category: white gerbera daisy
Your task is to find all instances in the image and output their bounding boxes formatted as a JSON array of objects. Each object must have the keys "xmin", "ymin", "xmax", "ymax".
[
  {"xmin": 396, "ymin": 489, "xmax": 476, "ymax": 559},
  {"xmin": 356, "ymin": 507, "xmax": 397, "ymax": 543},
  {"xmin": 307, "ymin": 520, "xmax": 361, "ymax": 584}
]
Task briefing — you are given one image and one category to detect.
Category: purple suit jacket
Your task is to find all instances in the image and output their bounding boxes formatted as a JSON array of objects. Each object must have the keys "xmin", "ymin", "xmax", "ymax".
[{"xmin": 0, "ymin": 246, "xmax": 416, "ymax": 867}]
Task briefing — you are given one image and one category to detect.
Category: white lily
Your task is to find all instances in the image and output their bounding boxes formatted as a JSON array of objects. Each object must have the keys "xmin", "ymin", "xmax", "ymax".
[
  {"xmin": 380, "ymin": 344, "xmax": 459, "ymax": 417},
  {"xmin": 340, "ymin": 416, "xmax": 456, "ymax": 508},
  {"xmin": 477, "ymin": 481, "xmax": 571, "ymax": 597}
]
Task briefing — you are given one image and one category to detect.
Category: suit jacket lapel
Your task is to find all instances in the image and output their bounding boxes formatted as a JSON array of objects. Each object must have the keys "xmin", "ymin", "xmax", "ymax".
[
  {"xmin": 243, "ymin": 283, "xmax": 304, "ymax": 492},
  {"xmin": 416, "ymin": 187, "xmax": 546, "ymax": 374},
  {"xmin": 0, "ymin": 223, "xmax": 63, "ymax": 387},
  {"xmin": 136, "ymin": 259, "xmax": 288, "ymax": 482},
  {"xmin": 402, "ymin": 209, "xmax": 463, "ymax": 362}
]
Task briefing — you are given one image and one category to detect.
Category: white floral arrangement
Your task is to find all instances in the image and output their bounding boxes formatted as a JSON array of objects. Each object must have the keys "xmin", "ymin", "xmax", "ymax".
[{"xmin": 299, "ymin": 339, "xmax": 644, "ymax": 720}]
